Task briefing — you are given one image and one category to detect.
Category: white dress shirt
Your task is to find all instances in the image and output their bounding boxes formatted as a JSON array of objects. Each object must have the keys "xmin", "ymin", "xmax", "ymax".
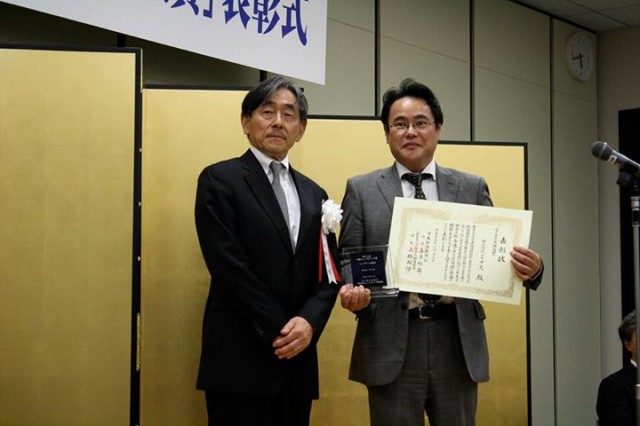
[
  {"xmin": 395, "ymin": 160, "xmax": 439, "ymax": 201},
  {"xmin": 250, "ymin": 147, "xmax": 300, "ymax": 247}
]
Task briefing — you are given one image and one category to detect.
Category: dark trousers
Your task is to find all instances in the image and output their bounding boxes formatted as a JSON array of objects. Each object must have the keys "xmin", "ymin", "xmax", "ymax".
[
  {"xmin": 367, "ymin": 310, "xmax": 477, "ymax": 426},
  {"xmin": 205, "ymin": 387, "xmax": 312, "ymax": 426}
]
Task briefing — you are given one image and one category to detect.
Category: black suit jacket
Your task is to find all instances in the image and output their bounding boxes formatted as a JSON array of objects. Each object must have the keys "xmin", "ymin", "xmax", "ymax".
[
  {"xmin": 596, "ymin": 362, "xmax": 636, "ymax": 426},
  {"xmin": 194, "ymin": 150, "xmax": 338, "ymax": 399}
]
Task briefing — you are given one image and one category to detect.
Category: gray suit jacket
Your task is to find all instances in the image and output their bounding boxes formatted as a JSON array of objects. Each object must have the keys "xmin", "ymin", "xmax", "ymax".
[{"xmin": 339, "ymin": 163, "xmax": 497, "ymax": 386}]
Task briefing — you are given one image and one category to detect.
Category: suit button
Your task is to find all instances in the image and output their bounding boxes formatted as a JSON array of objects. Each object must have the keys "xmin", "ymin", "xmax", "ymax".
[{"xmin": 252, "ymin": 322, "xmax": 264, "ymax": 337}]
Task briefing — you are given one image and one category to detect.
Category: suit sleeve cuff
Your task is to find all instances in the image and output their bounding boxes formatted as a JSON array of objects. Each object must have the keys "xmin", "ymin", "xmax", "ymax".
[{"xmin": 525, "ymin": 262, "xmax": 544, "ymax": 291}]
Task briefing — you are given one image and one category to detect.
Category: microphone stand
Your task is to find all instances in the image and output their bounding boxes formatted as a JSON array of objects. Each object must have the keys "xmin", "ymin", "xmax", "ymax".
[{"xmin": 616, "ymin": 169, "xmax": 640, "ymax": 426}]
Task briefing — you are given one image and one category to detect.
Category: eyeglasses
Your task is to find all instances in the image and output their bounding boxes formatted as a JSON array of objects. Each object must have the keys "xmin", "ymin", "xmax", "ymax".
[{"xmin": 389, "ymin": 120, "xmax": 435, "ymax": 133}]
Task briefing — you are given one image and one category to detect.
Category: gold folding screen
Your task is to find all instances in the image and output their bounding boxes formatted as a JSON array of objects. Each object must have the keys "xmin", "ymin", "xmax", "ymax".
[
  {"xmin": 0, "ymin": 47, "xmax": 137, "ymax": 425},
  {"xmin": 0, "ymin": 47, "xmax": 528, "ymax": 424},
  {"xmin": 142, "ymin": 89, "xmax": 528, "ymax": 426}
]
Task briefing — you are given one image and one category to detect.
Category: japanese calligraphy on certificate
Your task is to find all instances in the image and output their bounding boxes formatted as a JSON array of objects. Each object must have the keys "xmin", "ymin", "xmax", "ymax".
[{"xmin": 387, "ymin": 198, "xmax": 532, "ymax": 305}]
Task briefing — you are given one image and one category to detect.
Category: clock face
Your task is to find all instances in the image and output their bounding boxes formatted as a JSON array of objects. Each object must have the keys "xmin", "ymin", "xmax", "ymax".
[{"xmin": 566, "ymin": 32, "xmax": 594, "ymax": 81}]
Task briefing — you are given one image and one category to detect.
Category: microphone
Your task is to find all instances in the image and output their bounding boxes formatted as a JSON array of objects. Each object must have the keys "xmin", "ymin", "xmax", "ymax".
[{"xmin": 591, "ymin": 141, "xmax": 640, "ymax": 178}]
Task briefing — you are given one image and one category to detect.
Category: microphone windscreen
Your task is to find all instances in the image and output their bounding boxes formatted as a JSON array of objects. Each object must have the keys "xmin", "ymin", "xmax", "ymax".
[{"xmin": 591, "ymin": 141, "xmax": 611, "ymax": 160}]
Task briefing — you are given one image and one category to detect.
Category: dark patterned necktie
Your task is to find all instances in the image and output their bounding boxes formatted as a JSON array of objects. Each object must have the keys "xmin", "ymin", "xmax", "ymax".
[
  {"xmin": 402, "ymin": 172, "xmax": 439, "ymax": 307},
  {"xmin": 401, "ymin": 172, "xmax": 429, "ymax": 199}
]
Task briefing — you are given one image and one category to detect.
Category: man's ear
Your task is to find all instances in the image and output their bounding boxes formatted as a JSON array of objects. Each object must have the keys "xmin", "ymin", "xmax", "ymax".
[
  {"xmin": 624, "ymin": 339, "xmax": 634, "ymax": 353},
  {"xmin": 296, "ymin": 121, "xmax": 307, "ymax": 142},
  {"xmin": 241, "ymin": 114, "xmax": 250, "ymax": 135}
]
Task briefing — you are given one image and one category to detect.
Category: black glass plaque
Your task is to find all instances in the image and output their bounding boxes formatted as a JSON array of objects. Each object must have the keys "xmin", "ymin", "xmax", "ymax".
[
  {"xmin": 350, "ymin": 251, "xmax": 386, "ymax": 286},
  {"xmin": 340, "ymin": 245, "xmax": 399, "ymax": 297}
]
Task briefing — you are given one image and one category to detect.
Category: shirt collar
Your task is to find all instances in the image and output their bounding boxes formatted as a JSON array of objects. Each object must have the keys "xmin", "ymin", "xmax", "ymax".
[
  {"xmin": 250, "ymin": 146, "xmax": 290, "ymax": 176},
  {"xmin": 395, "ymin": 160, "xmax": 437, "ymax": 180}
]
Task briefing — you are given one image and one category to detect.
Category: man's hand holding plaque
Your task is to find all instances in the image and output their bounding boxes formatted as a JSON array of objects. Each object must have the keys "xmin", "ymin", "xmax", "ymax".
[{"xmin": 339, "ymin": 245, "xmax": 400, "ymax": 303}]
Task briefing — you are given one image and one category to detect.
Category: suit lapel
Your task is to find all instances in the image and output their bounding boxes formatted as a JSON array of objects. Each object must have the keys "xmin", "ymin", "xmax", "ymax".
[
  {"xmin": 376, "ymin": 165, "xmax": 403, "ymax": 211},
  {"xmin": 435, "ymin": 165, "xmax": 459, "ymax": 202},
  {"xmin": 240, "ymin": 150, "xmax": 293, "ymax": 252}
]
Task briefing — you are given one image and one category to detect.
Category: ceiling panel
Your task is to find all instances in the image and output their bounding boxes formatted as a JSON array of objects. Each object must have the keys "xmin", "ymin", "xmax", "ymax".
[{"xmin": 513, "ymin": 0, "xmax": 640, "ymax": 32}]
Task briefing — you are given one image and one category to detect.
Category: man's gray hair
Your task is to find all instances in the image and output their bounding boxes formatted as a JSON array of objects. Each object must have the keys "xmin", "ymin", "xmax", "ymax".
[
  {"xmin": 618, "ymin": 310, "xmax": 636, "ymax": 343},
  {"xmin": 241, "ymin": 76, "xmax": 308, "ymax": 121}
]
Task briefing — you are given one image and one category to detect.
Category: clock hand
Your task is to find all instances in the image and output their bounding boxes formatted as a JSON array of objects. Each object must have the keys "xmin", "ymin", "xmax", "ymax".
[{"xmin": 572, "ymin": 53, "xmax": 584, "ymax": 68}]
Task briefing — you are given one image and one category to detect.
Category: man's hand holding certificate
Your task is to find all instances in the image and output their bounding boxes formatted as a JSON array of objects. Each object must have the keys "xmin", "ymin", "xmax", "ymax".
[{"xmin": 387, "ymin": 198, "xmax": 533, "ymax": 304}]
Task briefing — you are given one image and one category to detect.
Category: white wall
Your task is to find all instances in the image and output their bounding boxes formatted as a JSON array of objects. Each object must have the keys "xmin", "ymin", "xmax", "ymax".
[
  {"xmin": 552, "ymin": 21, "xmax": 600, "ymax": 426},
  {"xmin": 473, "ymin": 0, "xmax": 556, "ymax": 423}
]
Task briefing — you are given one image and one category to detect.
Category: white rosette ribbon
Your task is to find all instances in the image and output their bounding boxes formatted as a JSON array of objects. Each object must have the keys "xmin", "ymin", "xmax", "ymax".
[{"xmin": 319, "ymin": 199, "xmax": 342, "ymax": 284}]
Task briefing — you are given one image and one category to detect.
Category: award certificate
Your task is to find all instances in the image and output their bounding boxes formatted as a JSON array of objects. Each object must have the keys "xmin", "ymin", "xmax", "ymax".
[{"xmin": 387, "ymin": 198, "xmax": 532, "ymax": 305}]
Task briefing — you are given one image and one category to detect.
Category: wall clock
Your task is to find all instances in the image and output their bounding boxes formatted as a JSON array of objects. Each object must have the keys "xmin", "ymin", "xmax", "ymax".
[{"xmin": 566, "ymin": 32, "xmax": 594, "ymax": 82}]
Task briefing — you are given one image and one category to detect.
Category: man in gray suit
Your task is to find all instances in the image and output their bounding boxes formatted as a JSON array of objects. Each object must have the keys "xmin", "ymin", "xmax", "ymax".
[{"xmin": 338, "ymin": 78, "xmax": 543, "ymax": 426}]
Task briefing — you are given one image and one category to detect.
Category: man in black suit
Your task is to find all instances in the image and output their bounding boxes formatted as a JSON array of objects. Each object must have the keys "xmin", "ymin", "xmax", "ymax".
[
  {"xmin": 194, "ymin": 76, "xmax": 339, "ymax": 426},
  {"xmin": 597, "ymin": 310, "xmax": 637, "ymax": 426}
]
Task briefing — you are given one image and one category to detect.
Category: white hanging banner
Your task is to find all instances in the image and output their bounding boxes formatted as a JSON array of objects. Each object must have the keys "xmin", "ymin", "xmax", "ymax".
[{"xmin": 4, "ymin": 0, "xmax": 327, "ymax": 84}]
